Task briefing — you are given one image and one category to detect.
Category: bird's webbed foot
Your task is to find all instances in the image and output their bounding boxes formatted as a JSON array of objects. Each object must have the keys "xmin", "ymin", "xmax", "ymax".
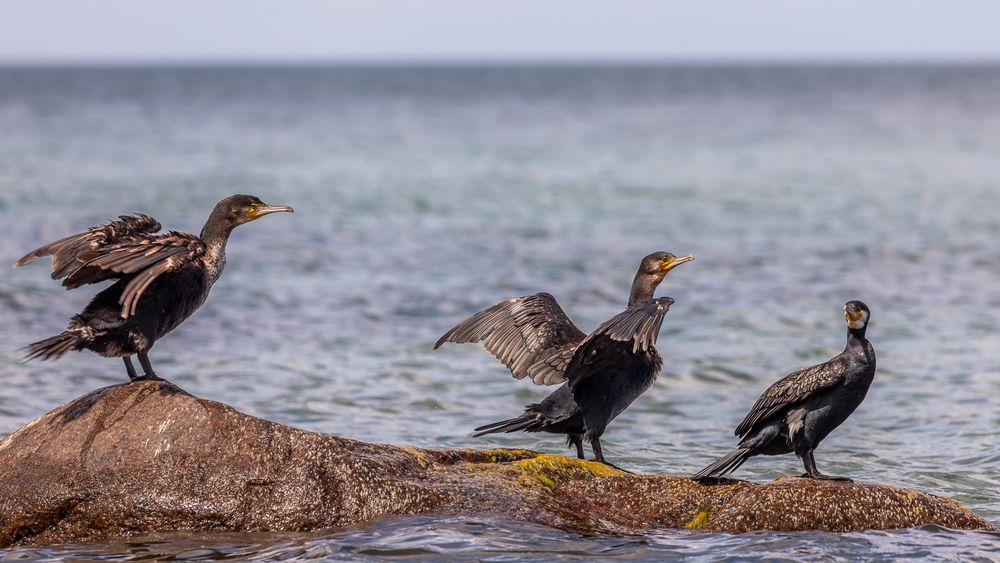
[
  {"xmin": 592, "ymin": 459, "xmax": 633, "ymax": 474},
  {"xmin": 588, "ymin": 438, "xmax": 632, "ymax": 472},
  {"xmin": 800, "ymin": 471, "xmax": 852, "ymax": 482},
  {"xmin": 135, "ymin": 353, "xmax": 163, "ymax": 381},
  {"xmin": 131, "ymin": 373, "xmax": 165, "ymax": 382},
  {"xmin": 799, "ymin": 450, "xmax": 850, "ymax": 481}
]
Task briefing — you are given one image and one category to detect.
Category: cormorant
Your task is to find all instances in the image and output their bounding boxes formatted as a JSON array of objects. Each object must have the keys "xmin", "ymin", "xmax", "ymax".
[
  {"xmin": 694, "ymin": 300, "xmax": 876, "ymax": 481},
  {"xmin": 14, "ymin": 194, "xmax": 293, "ymax": 381},
  {"xmin": 435, "ymin": 252, "xmax": 694, "ymax": 465}
]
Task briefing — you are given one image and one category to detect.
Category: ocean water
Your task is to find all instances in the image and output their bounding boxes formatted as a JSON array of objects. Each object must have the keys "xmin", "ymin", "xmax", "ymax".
[{"xmin": 0, "ymin": 65, "xmax": 998, "ymax": 560}]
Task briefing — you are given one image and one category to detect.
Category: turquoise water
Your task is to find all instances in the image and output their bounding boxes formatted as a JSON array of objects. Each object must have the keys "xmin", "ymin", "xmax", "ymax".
[{"xmin": 0, "ymin": 65, "xmax": 998, "ymax": 560}]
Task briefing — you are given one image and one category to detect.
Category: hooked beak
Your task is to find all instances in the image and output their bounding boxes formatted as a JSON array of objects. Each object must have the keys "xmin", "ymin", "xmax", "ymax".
[
  {"xmin": 663, "ymin": 254, "xmax": 695, "ymax": 273},
  {"xmin": 249, "ymin": 204, "xmax": 294, "ymax": 220}
]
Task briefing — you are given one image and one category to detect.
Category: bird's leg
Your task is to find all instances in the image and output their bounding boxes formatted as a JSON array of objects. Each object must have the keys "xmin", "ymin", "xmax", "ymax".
[
  {"xmin": 801, "ymin": 450, "xmax": 851, "ymax": 482},
  {"xmin": 799, "ymin": 448, "xmax": 816, "ymax": 477},
  {"xmin": 570, "ymin": 435, "xmax": 585, "ymax": 460},
  {"xmin": 123, "ymin": 356, "xmax": 139, "ymax": 381},
  {"xmin": 136, "ymin": 352, "xmax": 162, "ymax": 381},
  {"xmin": 590, "ymin": 436, "xmax": 605, "ymax": 463}
]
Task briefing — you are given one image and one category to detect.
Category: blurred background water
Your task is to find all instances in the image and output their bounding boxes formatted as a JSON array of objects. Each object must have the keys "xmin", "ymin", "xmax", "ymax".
[{"xmin": 0, "ymin": 65, "xmax": 997, "ymax": 560}]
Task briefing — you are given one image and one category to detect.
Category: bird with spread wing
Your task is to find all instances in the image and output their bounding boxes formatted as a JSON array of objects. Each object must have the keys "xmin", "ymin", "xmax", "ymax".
[
  {"xmin": 435, "ymin": 251, "xmax": 693, "ymax": 466},
  {"xmin": 15, "ymin": 194, "xmax": 293, "ymax": 381}
]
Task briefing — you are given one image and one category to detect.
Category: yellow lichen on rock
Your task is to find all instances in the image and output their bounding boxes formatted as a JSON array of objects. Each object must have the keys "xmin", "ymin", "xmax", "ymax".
[
  {"xmin": 509, "ymin": 454, "xmax": 624, "ymax": 489},
  {"xmin": 477, "ymin": 448, "xmax": 540, "ymax": 464},
  {"xmin": 685, "ymin": 510, "xmax": 710, "ymax": 529}
]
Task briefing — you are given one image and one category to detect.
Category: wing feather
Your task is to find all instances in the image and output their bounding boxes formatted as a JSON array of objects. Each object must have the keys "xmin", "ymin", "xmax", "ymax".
[
  {"xmin": 435, "ymin": 292, "xmax": 587, "ymax": 385},
  {"xmin": 15, "ymin": 214, "xmax": 162, "ymax": 274},
  {"xmin": 734, "ymin": 359, "xmax": 848, "ymax": 438},
  {"xmin": 16, "ymin": 214, "xmax": 205, "ymax": 319},
  {"xmin": 589, "ymin": 296, "xmax": 674, "ymax": 353},
  {"xmin": 563, "ymin": 296, "xmax": 674, "ymax": 389},
  {"xmin": 524, "ymin": 347, "xmax": 577, "ymax": 385}
]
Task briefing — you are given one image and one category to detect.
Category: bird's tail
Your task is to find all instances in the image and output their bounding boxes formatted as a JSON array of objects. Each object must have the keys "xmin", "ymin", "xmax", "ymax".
[
  {"xmin": 23, "ymin": 332, "xmax": 81, "ymax": 362},
  {"xmin": 473, "ymin": 414, "xmax": 539, "ymax": 437},
  {"xmin": 693, "ymin": 447, "xmax": 753, "ymax": 479}
]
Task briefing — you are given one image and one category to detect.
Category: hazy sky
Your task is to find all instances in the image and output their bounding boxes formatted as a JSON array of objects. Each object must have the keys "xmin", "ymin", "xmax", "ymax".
[{"xmin": 2, "ymin": 0, "xmax": 999, "ymax": 62}]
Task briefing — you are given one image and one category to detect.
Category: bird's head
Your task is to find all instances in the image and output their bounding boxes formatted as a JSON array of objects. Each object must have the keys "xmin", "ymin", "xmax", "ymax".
[
  {"xmin": 201, "ymin": 194, "xmax": 293, "ymax": 241},
  {"xmin": 843, "ymin": 300, "xmax": 870, "ymax": 331},
  {"xmin": 629, "ymin": 251, "xmax": 694, "ymax": 306},
  {"xmin": 216, "ymin": 194, "xmax": 294, "ymax": 227},
  {"xmin": 639, "ymin": 251, "xmax": 695, "ymax": 280}
]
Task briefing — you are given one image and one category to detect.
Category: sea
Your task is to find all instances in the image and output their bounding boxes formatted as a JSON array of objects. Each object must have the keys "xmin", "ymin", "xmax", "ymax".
[{"xmin": 0, "ymin": 64, "xmax": 997, "ymax": 561}]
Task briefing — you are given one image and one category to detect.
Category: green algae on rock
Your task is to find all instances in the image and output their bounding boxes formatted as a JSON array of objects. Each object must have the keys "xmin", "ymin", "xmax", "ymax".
[{"xmin": 0, "ymin": 381, "xmax": 994, "ymax": 548}]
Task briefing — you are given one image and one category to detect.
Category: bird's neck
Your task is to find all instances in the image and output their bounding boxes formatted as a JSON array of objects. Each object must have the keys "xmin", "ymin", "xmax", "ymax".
[
  {"xmin": 200, "ymin": 219, "xmax": 234, "ymax": 284},
  {"xmin": 201, "ymin": 239, "xmax": 228, "ymax": 285},
  {"xmin": 628, "ymin": 273, "xmax": 662, "ymax": 307},
  {"xmin": 846, "ymin": 327, "xmax": 868, "ymax": 348},
  {"xmin": 200, "ymin": 215, "xmax": 235, "ymax": 246}
]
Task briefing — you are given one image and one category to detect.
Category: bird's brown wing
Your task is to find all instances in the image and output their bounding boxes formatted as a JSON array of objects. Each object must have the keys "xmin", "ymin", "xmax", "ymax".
[
  {"xmin": 434, "ymin": 292, "xmax": 587, "ymax": 385},
  {"xmin": 15, "ymin": 213, "xmax": 163, "ymax": 277},
  {"xmin": 524, "ymin": 347, "xmax": 579, "ymax": 385},
  {"xmin": 734, "ymin": 359, "xmax": 848, "ymax": 438},
  {"xmin": 16, "ymin": 214, "xmax": 206, "ymax": 319},
  {"xmin": 565, "ymin": 296, "xmax": 674, "ymax": 389},
  {"xmin": 68, "ymin": 232, "xmax": 206, "ymax": 318}
]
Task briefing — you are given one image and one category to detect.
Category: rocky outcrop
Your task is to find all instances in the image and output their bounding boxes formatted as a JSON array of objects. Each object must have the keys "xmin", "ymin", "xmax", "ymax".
[{"xmin": 0, "ymin": 381, "xmax": 993, "ymax": 547}]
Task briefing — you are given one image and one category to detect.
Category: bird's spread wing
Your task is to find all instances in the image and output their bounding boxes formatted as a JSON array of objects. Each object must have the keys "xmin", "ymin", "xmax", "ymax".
[
  {"xmin": 587, "ymin": 296, "xmax": 674, "ymax": 353},
  {"xmin": 734, "ymin": 359, "xmax": 848, "ymax": 438},
  {"xmin": 16, "ymin": 214, "xmax": 205, "ymax": 318},
  {"xmin": 434, "ymin": 292, "xmax": 587, "ymax": 385},
  {"xmin": 15, "ymin": 214, "xmax": 162, "ymax": 277},
  {"xmin": 565, "ymin": 296, "xmax": 673, "ymax": 389},
  {"xmin": 524, "ymin": 347, "xmax": 578, "ymax": 385}
]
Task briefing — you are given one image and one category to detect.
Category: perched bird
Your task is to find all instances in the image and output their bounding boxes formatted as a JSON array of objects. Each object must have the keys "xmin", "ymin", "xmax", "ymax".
[
  {"xmin": 694, "ymin": 300, "xmax": 876, "ymax": 481},
  {"xmin": 435, "ymin": 252, "xmax": 693, "ymax": 465},
  {"xmin": 14, "ymin": 194, "xmax": 293, "ymax": 381}
]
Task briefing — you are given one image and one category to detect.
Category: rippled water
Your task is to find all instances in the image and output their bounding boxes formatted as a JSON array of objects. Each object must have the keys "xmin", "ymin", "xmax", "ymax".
[{"xmin": 0, "ymin": 65, "xmax": 998, "ymax": 560}]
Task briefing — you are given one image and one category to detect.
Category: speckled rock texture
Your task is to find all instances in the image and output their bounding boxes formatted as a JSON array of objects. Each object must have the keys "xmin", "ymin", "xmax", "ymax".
[{"xmin": 0, "ymin": 381, "xmax": 993, "ymax": 547}]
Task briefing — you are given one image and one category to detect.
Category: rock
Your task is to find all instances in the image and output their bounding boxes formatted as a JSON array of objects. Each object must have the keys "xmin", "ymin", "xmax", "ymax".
[{"xmin": 0, "ymin": 381, "xmax": 993, "ymax": 547}]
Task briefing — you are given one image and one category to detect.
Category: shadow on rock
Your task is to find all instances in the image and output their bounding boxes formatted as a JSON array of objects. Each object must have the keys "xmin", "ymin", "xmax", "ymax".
[{"xmin": 52, "ymin": 380, "xmax": 186, "ymax": 425}]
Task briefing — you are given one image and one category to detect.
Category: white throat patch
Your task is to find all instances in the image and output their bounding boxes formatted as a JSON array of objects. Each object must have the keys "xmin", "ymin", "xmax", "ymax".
[{"xmin": 847, "ymin": 310, "xmax": 868, "ymax": 330}]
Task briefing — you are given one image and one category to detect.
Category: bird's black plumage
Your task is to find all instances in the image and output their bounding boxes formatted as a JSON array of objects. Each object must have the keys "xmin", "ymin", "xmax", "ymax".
[
  {"xmin": 438, "ymin": 251, "xmax": 693, "ymax": 465},
  {"xmin": 15, "ymin": 194, "xmax": 293, "ymax": 381},
  {"xmin": 694, "ymin": 300, "xmax": 876, "ymax": 481}
]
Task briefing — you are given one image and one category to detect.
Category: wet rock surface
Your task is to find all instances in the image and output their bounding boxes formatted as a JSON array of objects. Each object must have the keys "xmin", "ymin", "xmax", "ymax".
[{"xmin": 0, "ymin": 381, "xmax": 993, "ymax": 547}]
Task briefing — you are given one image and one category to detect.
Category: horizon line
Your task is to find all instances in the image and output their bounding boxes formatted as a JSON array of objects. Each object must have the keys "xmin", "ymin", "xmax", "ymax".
[{"xmin": 1, "ymin": 55, "xmax": 1000, "ymax": 68}]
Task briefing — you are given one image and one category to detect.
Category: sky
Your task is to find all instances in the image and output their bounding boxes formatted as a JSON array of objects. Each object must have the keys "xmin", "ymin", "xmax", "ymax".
[{"xmin": 1, "ymin": 0, "xmax": 999, "ymax": 63}]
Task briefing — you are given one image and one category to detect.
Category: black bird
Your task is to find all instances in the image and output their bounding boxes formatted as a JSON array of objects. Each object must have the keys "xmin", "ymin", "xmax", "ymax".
[
  {"xmin": 435, "ymin": 252, "xmax": 693, "ymax": 465},
  {"xmin": 694, "ymin": 300, "xmax": 876, "ymax": 481},
  {"xmin": 14, "ymin": 194, "xmax": 293, "ymax": 381}
]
